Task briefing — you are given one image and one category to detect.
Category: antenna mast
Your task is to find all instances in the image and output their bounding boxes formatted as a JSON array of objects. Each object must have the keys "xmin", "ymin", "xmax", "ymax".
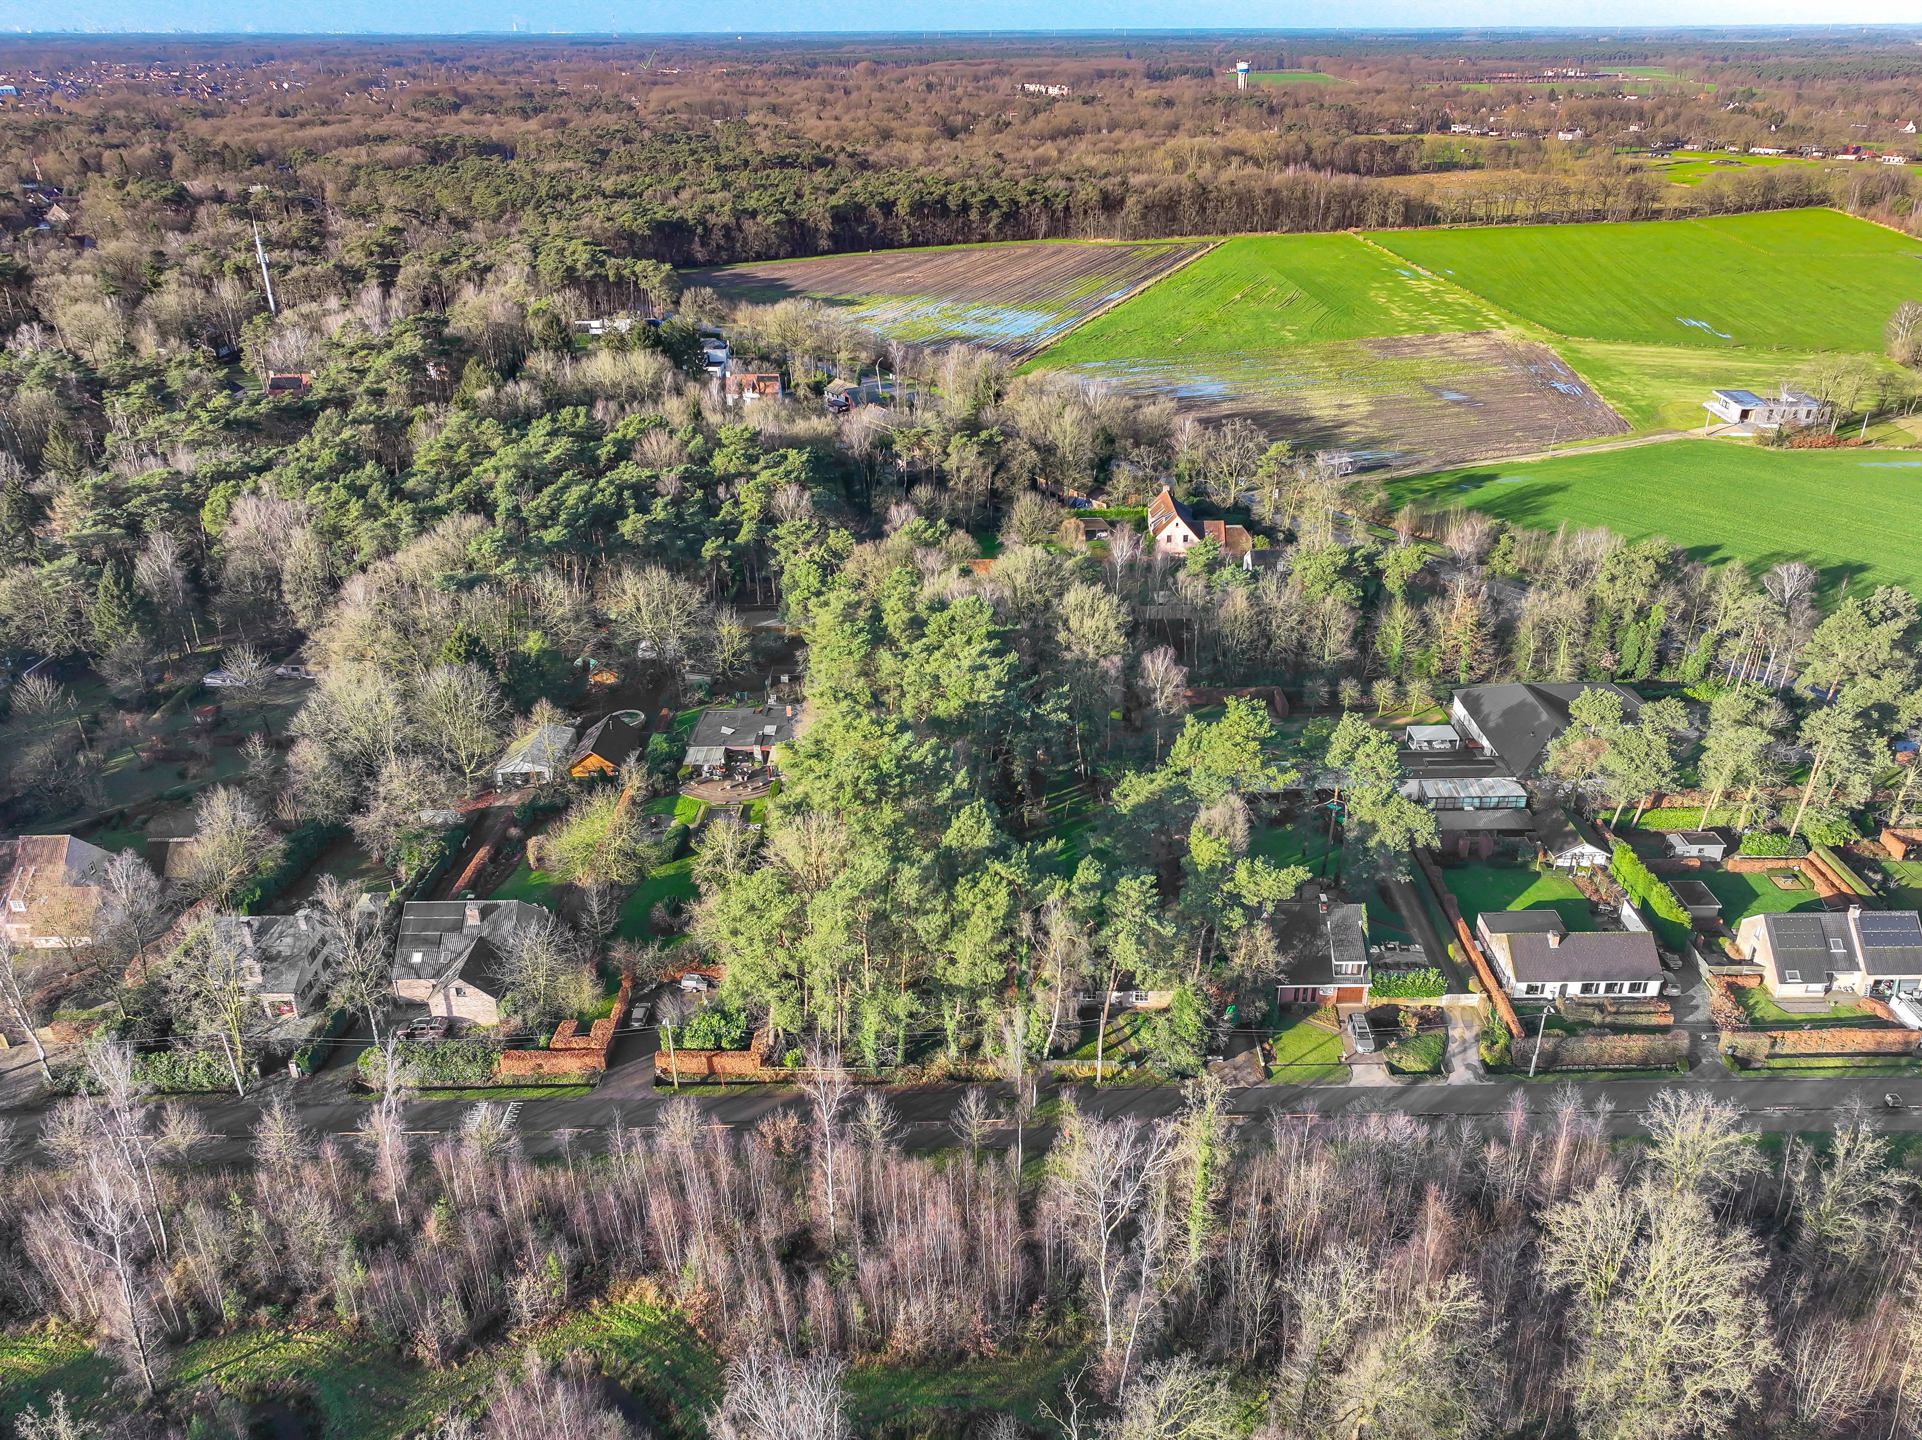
[{"xmin": 253, "ymin": 220, "xmax": 277, "ymax": 316}]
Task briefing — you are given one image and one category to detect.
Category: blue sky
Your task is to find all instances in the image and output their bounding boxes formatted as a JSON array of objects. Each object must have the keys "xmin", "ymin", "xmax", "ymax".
[{"xmin": 3, "ymin": 0, "xmax": 1919, "ymax": 30}]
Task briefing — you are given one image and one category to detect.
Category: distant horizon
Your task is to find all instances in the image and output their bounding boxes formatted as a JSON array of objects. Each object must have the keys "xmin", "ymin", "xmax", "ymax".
[{"xmin": 6, "ymin": 2, "xmax": 1922, "ymax": 37}]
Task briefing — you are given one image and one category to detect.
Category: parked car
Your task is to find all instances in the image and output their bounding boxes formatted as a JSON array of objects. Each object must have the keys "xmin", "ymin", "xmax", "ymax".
[
  {"xmin": 403, "ymin": 1015, "xmax": 452, "ymax": 1041},
  {"xmin": 679, "ymin": 973, "xmax": 712, "ymax": 993},
  {"xmin": 1661, "ymin": 981, "xmax": 1681, "ymax": 997},
  {"xmin": 1348, "ymin": 1014, "xmax": 1376, "ymax": 1055},
  {"xmin": 1660, "ymin": 951, "xmax": 1683, "ymax": 972}
]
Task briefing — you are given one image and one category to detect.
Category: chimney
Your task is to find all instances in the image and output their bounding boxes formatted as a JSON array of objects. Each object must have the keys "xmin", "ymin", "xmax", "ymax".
[
  {"xmin": 1547, "ymin": 931, "xmax": 1562, "ymax": 948},
  {"xmin": 464, "ymin": 903, "xmax": 482, "ymax": 930}
]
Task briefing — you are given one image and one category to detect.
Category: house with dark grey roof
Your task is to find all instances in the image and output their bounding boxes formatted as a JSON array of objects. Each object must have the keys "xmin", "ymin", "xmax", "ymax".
[
  {"xmin": 391, "ymin": 899, "xmax": 551, "ymax": 1027},
  {"xmin": 1537, "ymin": 809, "xmax": 1610, "ymax": 870},
  {"xmin": 568, "ymin": 711, "xmax": 648, "ymax": 779},
  {"xmin": 1448, "ymin": 683, "xmax": 1642, "ymax": 780},
  {"xmin": 1476, "ymin": 910, "xmax": 1662, "ymax": 1000},
  {"xmin": 1738, "ymin": 906, "xmax": 1922, "ymax": 1002},
  {"xmin": 213, "ymin": 908, "xmax": 340, "ymax": 1021},
  {"xmin": 1275, "ymin": 898, "xmax": 1371, "ymax": 1006},
  {"xmin": 684, "ymin": 703, "xmax": 805, "ymax": 777}
]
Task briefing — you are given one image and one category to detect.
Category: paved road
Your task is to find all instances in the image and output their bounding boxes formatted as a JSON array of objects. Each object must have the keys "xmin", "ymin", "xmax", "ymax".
[{"xmin": 6, "ymin": 1061, "xmax": 1920, "ymax": 1165}]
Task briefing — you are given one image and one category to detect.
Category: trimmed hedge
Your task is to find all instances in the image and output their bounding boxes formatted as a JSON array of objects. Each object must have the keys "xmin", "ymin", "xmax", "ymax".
[
  {"xmin": 1634, "ymin": 806, "xmax": 1740, "ymax": 832},
  {"xmin": 1737, "ymin": 832, "xmax": 1807, "ymax": 858},
  {"xmin": 1611, "ymin": 841, "xmax": 1692, "ymax": 951},
  {"xmin": 232, "ymin": 820, "xmax": 347, "ymax": 914},
  {"xmin": 1370, "ymin": 967, "xmax": 1448, "ymax": 999},
  {"xmin": 357, "ymin": 1036, "xmax": 501, "ymax": 1089},
  {"xmin": 679, "ymin": 1001, "xmax": 751, "ymax": 1051},
  {"xmin": 135, "ymin": 1047, "xmax": 239, "ymax": 1093}
]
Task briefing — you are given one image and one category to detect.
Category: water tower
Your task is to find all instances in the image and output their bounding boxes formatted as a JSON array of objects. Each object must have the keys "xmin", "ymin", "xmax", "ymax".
[{"xmin": 1235, "ymin": 61, "xmax": 1251, "ymax": 91}]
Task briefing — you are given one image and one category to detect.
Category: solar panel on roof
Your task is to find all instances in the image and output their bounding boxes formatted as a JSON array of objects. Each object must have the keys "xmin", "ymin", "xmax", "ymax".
[{"xmin": 1859, "ymin": 913, "xmax": 1922, "ymax": 943}]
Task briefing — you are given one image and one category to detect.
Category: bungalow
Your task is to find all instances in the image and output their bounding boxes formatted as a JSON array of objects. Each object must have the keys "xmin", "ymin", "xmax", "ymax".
[
  {"xmin": 1702, "ymin": 387, "xmax": 1827, "ymax": 434},
  {"xmin": 1276, "ymin": 898, "xmax": 1371, "ymax": 1006},
  {"xmin": 1538, "ymin": 809, "xmax": 1610, "ymax": 870},
  {"xmin": 684, "ymin": 703, "xmax": 805, "ymax": 779},
  {"xmin": 391, "ymin": 899, "xmax": 551, "ymax": 1027},
  {"xmin": 264, "ymin": 371, "xmax": 312, "ymax": 400},
  {"xmin": 1737, "ymin": 907, "xmax": 1922, "ymax": 1001},
  {"xmin": 1059, "ymin": 515, "xmax": 1116, "ymax": 546},
  {"xmin": 1476, "ymin": 912, "xmax": 1663, "ymax": 1000},
  {"xmin": 1448, "ymin": 682, "xmax": 1642, "ymax": 780},
  {"xmin": 2, "ymin": 834, "xmax": 111, "ymax": 949},
  {"xmin": 213, "ymin": 908, "xmax": 338, "ymax": 1021},
  {"xmin": 568, "ymin": 711, "xmax": 648, "ymax": 779},
  {"xmin": 1664, "ymin": 829, "xmax": 1728, "ymax": 862},
  {"xmin": 492, "ymin": 721, "xmax": 577, "ymax": 789}
]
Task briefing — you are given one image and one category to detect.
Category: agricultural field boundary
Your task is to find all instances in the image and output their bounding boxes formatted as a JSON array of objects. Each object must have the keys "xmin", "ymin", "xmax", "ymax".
[{"xmin": 1019, "ymin": 238, "xmax": 1221, "ymax": 363}]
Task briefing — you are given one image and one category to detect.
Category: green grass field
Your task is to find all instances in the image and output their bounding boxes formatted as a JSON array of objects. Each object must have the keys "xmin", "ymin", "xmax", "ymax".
[
  {"xmin": 1040, "ymin": 234, "xmax": 1504, "ymax": 360},
  {"xmin": 1249, "ymin": 69, "xmax": 1348, "ymax": 86},
  {"xmin": 1267, "ymin": 1012, "xmax": 1346, "ymax": 1081},
  {"xmin": 1371, "ymin": 210, "xmax": 1922, "ymax": 352},
  {"xmin": 1439, "ymin": 862, "xmax": 1592, "ymax": 932},
  {"xmin": 1388, "ymin": 439, "xmax": 1922, "ymax": 593}
]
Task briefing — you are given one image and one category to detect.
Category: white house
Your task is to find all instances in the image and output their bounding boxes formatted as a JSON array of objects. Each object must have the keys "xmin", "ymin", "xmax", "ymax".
[
  {"xmin": 1703, "ymin": 388, "xmax": 1828, "ymax": 433},
  {"xmin": 1538, "ymin": 810, "xmax": 1610, "ymax": 870},
  {"xmin": 1477, "ymin": 911, "xmax": 1663, "ymax": 1000},
  {"xmin": 1146, "ymin": 488, "xmax": 1204, "ymax": 557},
  {"xmin": 1737, "ymin": 907, "xmax": 1922, "ymax": 1003}
]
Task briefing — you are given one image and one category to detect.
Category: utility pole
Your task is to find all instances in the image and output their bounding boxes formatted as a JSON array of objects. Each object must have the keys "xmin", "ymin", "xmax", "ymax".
[
  {"xmin": 253, "ymin": 220, "xmax": 277, "ymax": 316},
  {"xmin": 1528, "ymin": 1005, "xmax": 1549, "ymax": 1078}
]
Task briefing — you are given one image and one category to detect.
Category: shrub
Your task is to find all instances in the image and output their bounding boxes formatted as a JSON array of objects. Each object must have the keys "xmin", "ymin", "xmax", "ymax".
[
  {"xmin": 1737, "ymin": 832, "xmax": 1807, "ymax": 858},
  {"xmin": 1803, "ymin": 814, "xmax": 1863, "ymax": 847},
  {"xmin": 1370, "ymin": 967, "xmax": 1447, "ymax": 999},
  {"xmin": 1479, "ymin": 1023, "xmax": 1512, "ymax": 1068},
  {"xmin": 1633, "ymin": 806, "xmax": 1738, "ymax": 832},
  {"xmin": 679, "ymin": 1001, "xmax": 751, "ymax": 1051}
]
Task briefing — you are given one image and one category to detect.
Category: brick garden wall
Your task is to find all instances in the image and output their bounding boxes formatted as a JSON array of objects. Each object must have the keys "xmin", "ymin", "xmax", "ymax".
[{"xmin": 495, "ymin": 971, "xmax": 633, "ymax": 1082}]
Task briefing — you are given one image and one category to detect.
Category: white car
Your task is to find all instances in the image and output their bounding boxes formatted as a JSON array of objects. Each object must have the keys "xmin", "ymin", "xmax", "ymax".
[{"xmin": 679, "ymin": 973, "xmax": 712, "ymax": 993}]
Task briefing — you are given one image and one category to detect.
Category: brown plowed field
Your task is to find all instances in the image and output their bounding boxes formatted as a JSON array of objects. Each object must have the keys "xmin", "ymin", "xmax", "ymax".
[{"xmin": 699, "ymin": 240, "xmax": 1212, "ymax": 359}]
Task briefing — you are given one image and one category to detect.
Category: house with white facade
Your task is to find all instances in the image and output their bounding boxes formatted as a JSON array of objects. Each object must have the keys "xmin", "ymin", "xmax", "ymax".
[{"xmin": 1476, "ymin": 911, "xmax": 1663, "ymax": 1000}]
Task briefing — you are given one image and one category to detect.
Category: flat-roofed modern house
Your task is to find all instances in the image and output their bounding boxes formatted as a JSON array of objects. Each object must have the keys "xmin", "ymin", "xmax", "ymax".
[
  {"xmin": 1448, "ymin": 683, "xmax": 1642, "ymax": 780},
  {"xmin": 1703, "ymin": 387, "xmax": 1828, "ymax": 434},
  {"xmin": 1737, "ymin": 907, "xmax": 1922, "ymax": 1002},
  {"xmin": 1664, "ymin": 829, "xmax": 1728, "ymax": 862},
  {"xmin": 1476, "ymin": 911, "xmax": 1664, "ymax": 1000}
]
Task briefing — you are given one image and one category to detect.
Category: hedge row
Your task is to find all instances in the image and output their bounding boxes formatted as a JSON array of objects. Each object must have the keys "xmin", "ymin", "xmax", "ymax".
[
  {"xmin": 135, "ymin": 1047, "xmax": 239, "ymax": 1093},
  {"xmin": 357, "ymin": 1036, "xmax": 501, "ymax": 1088},
  {"xmin": 1737, "ymin": 832, "xmax": 1808, "ymax": 858},
  {"xmin": 1610, "ymin": 841, "xmax": 1692, "ymax": 951},
  {"xmin": 1634, "ymin": 806, "xmax": 1740, "ymax": 833},
  {"xmin": 290, "ymin": 1007, "xmax": 357, "ymax": 1076},
  {"xmin": 1370, "ymin": 968, "xmax": 1448, "ymax": 999}
]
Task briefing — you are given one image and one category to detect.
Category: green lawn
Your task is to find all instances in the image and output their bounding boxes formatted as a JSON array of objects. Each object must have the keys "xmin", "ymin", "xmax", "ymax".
[
  {"xmin": 617, "ymin": 855, "xmax": 697, "ymax": 940},
  {"xmin": 1440, "ymin": 862, "xmax": 1592, "ymax": 932},
  {"xmin": 1064, "ymin": 1009, "xmax": 1155, "ymax": 1063},
  {"xmin": 1371, "ymin": 210, "xmax": 1922, "ymax": 353},
  {"xmin": 1388, "ymin": 441, "xmax": 1922, "ymax": 596},
  {"xmin": 492, "ymin": 862, "xmax": 561, "ymax": 909},
  {"xmin": 1550, "ymin": 337, "xmax": 1908, "ymax": 432},
  {"xmin": 1040, "ymin": 234, "xmax": 1504, "ymax": 363},
  {"xmin": 1383, "ymin": 1030, "xmax": 1447, "ymax": 1075},
  {"xmin": 1697, "ymin": 867, "xmax": 1821, "ymax": 926},
  {"xmin": 1250, "ymin": 810, "xmax": 1340, "ymax": 879},
  {"xmin": 642, "ymin": 792, "xmax": 708, "ymax": 825},
  {"xmin": 1267, "ymin": 1012, "xmax": 1346, "ymax": 1082},
  {"xmin": 847, "ymin": 1349, "xmax": 1083, "ymax": 1431},
  {"xmin": 1732, "ymin": 985, "xmax": 1878, "ymax": 1027},
  {"xmin": 1875, "ymin": 858, "xmax": 1922, "ymax": 910}
]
